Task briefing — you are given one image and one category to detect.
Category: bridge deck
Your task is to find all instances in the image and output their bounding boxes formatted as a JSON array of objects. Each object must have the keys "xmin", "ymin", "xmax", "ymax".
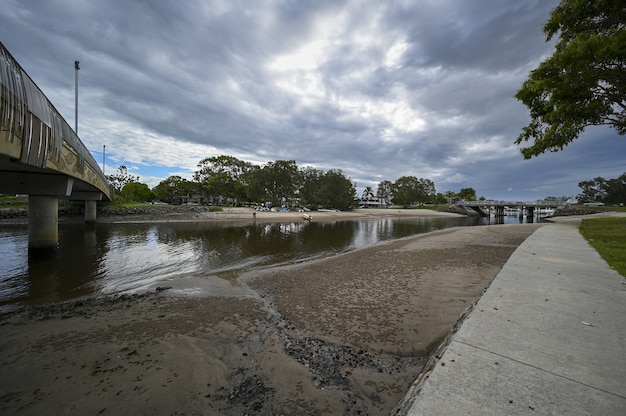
[{"xmin": 0, "ymin": 42, "xmax": 112, "ymax": 201}]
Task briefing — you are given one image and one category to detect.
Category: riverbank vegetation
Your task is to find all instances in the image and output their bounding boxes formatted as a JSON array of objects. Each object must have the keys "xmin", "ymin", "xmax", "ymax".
[
  {"xmin": 577, "ymin": 172, "xmax": 626, "ymax": 206},
  {"xmin": 108, "ymin": 156, "xmax": 452, "ymax": 211},
  {"xmin": 579, "ymin": 217, "xmax": 626, "ymax": 277},
  {"xmin": 109, "ymin": 160, "xmax": 626, "ymax": 213}
]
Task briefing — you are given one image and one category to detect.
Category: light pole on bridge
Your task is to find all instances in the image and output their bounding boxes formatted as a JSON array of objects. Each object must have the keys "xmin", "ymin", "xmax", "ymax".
[{"xmin": 74, "ymin": 60, "xmax": 79, "ymax": 134}]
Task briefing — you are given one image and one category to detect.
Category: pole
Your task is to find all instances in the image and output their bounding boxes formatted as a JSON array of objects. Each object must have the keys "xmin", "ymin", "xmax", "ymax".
[
  {"xmin": 74, "ymin": 60, "xmax": 80, "ymax": 134},
  {"xmin": 103, "ymin": 145, "xmax": 106, "ymax": 175}
]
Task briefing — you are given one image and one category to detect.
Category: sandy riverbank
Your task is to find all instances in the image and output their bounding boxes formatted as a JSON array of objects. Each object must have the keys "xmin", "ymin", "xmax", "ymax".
[
  {"xmin": 0, "ymin": 209, "xmax": 543, "ymax": 415},
  {"xmin": 95, "ymin": 206, "xmax": 465, "ymax": 224},
  {"xmin": 0, "ymin": 205, "xmax": 463, "ymax": 225}
]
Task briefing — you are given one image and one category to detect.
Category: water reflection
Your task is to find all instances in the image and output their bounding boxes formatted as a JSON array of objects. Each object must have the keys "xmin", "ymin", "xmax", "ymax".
[{"xmin": 0, "ymin": 215, "xmax": 533, "ymax": 312}]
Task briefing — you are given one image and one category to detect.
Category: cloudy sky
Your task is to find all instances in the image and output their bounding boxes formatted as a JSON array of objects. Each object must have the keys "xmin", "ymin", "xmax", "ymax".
[{"xmin": 2, "ymin": 0, "xmax": 624, "ymax": 201}]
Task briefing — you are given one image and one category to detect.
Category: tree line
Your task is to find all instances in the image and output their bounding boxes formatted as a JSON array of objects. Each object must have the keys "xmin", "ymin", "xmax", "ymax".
[
  {"xmin": 577, "ymin": 172, "xmax": 626, "ymax": 205},
  {"xmin": 106, "ymin": 155, "xmax": 477, "ymax": 210}
]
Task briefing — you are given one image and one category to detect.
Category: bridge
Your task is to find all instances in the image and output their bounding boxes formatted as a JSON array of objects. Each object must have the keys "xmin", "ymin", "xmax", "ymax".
[
  {"xmin": 1, "ymin": 43, "xmax": 113, "ymax": 250},
  {"xmin": 456, "ymin": 200, "xmax": 560, "ymax": 217}
]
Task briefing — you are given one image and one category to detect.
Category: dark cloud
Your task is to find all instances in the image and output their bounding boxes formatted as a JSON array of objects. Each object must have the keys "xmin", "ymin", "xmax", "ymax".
[{"xmin": 2, "ymin": 0, "xmax": 624, "ymax": 200}]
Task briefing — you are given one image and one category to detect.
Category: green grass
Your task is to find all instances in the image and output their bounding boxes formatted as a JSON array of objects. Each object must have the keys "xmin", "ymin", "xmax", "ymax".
[
  {"xmin": 579, "ymin": 217, "xmax": 626, "ymax": 277},
  {"xmin": 0, "ymin": 195, "xmax": 28, "ymax": 209}
]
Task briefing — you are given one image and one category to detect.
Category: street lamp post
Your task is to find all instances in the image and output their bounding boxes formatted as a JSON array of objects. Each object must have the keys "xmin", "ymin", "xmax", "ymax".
[{"xmin": 74, "ymin": 60, "xmax": 79, "ymax": 134}]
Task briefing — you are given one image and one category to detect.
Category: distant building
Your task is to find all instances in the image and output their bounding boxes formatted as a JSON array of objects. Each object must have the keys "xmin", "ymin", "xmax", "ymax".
[{"xmin": 359, "ymin": 196, "xmax": 387, "ymax": 208}]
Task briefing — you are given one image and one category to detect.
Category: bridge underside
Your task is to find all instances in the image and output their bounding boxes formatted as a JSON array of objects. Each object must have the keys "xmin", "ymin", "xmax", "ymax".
[
  {"xmin": 1, "ymin": 42, "xmax": 112, "ymax": 251},
  {"xmin": 0, "ymin": 153, "xmax": 104, "ymax": 201}
]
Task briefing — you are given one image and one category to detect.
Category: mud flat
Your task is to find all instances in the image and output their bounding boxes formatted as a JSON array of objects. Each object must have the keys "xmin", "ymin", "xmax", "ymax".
[{"xmin": 0, "ymin": 220, "xmax": 542, "ymax": 415}]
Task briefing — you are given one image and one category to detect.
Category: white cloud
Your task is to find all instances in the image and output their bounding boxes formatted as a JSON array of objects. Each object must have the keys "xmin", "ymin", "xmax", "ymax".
[{"xmin": 2, "ymin": 0, "xmax": 625, "ymax": 201}]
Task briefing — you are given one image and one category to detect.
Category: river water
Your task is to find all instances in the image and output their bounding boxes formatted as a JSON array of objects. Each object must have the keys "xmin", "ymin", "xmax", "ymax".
[{"xmin": 0, "ymin": 215, "xmax": 534, "ymax": 313}]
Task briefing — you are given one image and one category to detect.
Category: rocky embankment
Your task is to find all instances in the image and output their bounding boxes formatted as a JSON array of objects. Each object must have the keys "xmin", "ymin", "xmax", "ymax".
[
  {"xmin": 551, "ymin": 206, "xmax": 596, "ymax": 216},
  {"xmin": 0, "ymin": 204, "xmax": 218, "ymax": 222}
]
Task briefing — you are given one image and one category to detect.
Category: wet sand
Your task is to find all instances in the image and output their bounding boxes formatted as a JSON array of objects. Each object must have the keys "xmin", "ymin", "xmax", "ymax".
[{"xmin": 0, "ymin": 209, "xmax": 543, "ymax": 415}]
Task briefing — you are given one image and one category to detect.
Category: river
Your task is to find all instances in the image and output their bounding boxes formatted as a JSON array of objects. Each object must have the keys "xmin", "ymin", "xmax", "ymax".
[{"xmin": 0, "ymin": 215, "xmax": 534, "ymax": 312}]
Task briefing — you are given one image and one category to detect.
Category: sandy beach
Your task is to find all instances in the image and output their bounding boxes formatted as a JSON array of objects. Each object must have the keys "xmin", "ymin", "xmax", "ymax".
[
  {"xmin": 0, "ymin": 208, "xmax": 543, "ymax": 415},
  {"xmin": 92, "ymin": 206, "xmax": 465, "ymax": 224}
]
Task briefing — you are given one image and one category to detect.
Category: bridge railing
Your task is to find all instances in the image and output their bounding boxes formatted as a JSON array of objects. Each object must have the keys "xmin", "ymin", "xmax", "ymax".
[
  {"xmin": 456, "ymin": 200, "xmax": 560, "ymax": 207},
  {"xmin": 1, "ymin": 42, "xmax": 112, "ymax": 199}
]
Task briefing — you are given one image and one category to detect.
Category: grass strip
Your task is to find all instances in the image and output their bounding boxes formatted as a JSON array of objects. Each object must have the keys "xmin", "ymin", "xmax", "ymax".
[{"xmin": 579, "ymin": 217, "xmax": 626, "ymax": 277}]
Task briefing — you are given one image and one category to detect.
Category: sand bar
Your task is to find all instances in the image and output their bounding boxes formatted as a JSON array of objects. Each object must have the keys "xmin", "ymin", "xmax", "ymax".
[{"xmin": 0, "ymin": 208, "xmax": 543, "ymax": 415}]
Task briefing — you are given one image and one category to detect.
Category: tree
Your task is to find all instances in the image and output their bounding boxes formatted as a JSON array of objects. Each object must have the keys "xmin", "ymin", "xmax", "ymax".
[
  {"xmin": 515, "ymin": 0, "xmax": 625, "ymax": 158},
  {"xmin": 457, "ymin": 187, "xmax": 477, "ymax": 201},
  {"xmin": 391, "ymin": 176, "xmax": 436, "ymax": 208},
  {"xmin": 318, "ymin": 169, "xmax": 357, "ymax": 211},
  {"xmin": 578, "ymin": 172, "xmax": 626, "ymax": 204},
  {"xmin": 578, "ymin": 177, "xmax": 608, "ymax": 203},
  {"xmin": 443, "ymin": 190, "xmax": 457, "ymax": 204},
  {"xmin": 259, "ymin": 160, "xmax": 300, "ymax": 207},
  {"xmin": 106, "ymin": 165, "xmax": 139, "ymax": 194},
  {"xmin": 299, "ymin": 167, "xmax": 323, "ymax": 208},
  {"xmin": 242, "ymin": 164, "xmax": 264, "ymax": 204},
  {"xmin": 152, "ymin": 176, "xmax": 196, "ymax": 203},
  {"xmin": 605, "ymin": 172, "xmax": 626, "ymax": 204},
  {"xmin": 121, "ymin": 182, "xmax": 154, "ymax": 202},
  {"xmin": 376, "ymin": 180, "xmax": 394, "ymax": 207},
  {"xmin": 194, "ymin": 155, "xmax": 253, "ymax": 205}
]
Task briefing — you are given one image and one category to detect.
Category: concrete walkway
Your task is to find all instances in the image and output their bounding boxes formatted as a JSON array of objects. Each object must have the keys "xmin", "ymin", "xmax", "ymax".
[{"xmin": 400, "ymin": 215, "xmax": 626, "ymax": 415}]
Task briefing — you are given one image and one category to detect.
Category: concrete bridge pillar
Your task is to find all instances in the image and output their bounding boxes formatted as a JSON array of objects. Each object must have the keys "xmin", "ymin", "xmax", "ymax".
[
  {"xmin": 85, "ymin": 200, "xmax": 97, "ymax": 224},
  {"xmin": 28, "ymin": 195, "xmax": 58, "ymax": 251}
]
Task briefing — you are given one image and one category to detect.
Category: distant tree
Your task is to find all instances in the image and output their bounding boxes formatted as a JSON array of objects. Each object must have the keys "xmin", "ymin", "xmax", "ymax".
[
  {"xmin": 194, "ymin": 155, "xmax": 253, "ymax": 205},
  {"xmin": 376, "ymin": 180, "xmax": 394, "ymax": 207},
  {"xmin": 121, "ymin": 182, "xmax": 154, "ymax": 202},
  {"xmin": 107, "ymin": 165, "xmax": 139, "ymax": 194},
  {"xmin": 318, "ymin": 169, "xmax": 357, "ymax": 211},
  {"xmin": 605, "ymin": 172, "xmax": 626, "ymax": 204},
  {"xmin": 577, "ymin": 177, "xmax": 608, "ymax": 203},
  {"xmin": 457, "ymin": 187, "xmax": 477, "ymax": 201},
  {"xmin": 578, "ymin": 172, "xmax": 626, "ymax": 204},
  {"xmin": 433, "ymin": 193, "xmax": 448, "ymax": 205},
  {"xmin": 152, "ymin": 176, "xmax": 195, "ymax": 203},
  {"xmin": 420, "ymin": 178, "xmax": 436, "ymax": 203},
  {"xmin": 299, "ymin": 167, "xmax": 323, "ymax": 208},
  {"xmin": 259, "ymin": 160, "xmax": 300, "ymax": 207},
  {"xmin": 515, "ymin": 0, "xmax": 626, "ymax": 158},
  {"xmin": 391, "ymin": 176, "xmax": 436, "ymax": 208},
  {"xmin": 242, "ymin": 164, "xmax": 264, "ymax": 204},
  {"xmin": 443, "ymin": 190, "xmax": 457, "ymax": 204}
]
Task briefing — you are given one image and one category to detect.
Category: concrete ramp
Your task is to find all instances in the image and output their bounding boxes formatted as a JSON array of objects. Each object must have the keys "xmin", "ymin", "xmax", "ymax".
[{"xmin": 399, "ymin": 222, "xmax": 626, "ymax": 415}]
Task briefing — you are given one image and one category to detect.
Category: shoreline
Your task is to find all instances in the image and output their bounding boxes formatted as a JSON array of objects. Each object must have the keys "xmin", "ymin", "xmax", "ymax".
[
  {"xmin": 0, "ymin": 206, "xmax": 464, "ymax": 226},
  {"xmin": 0, "ymin": 216, "xmax": 543, "ymax": 415}
]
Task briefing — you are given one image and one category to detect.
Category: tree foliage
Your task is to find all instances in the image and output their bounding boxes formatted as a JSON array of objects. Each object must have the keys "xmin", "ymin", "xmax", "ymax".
[
  {"xmin": 318, "ymin": 169, "xmax": 357, "ymax": 211},
  {"xmin": 299, "ymin": 167, "xmax": 323, "ymax": 208},
  {"xmin": 578, "ymin": 172, "xmax": 626, "ymax": 203},
  {"xmin": 194, "ymin": 156, "xmax": 252, "ymax": 205},
  {"xmin": 144, "ymin": 155, "xmax": 455, "ymax": 211},
  {"xmin": 391, "ymin": 176, "xmax": 436, "ymax": 208},
  {"xmin": 457, "ymin": 187, "xmax": 477, "ymax": 201},
  {"xmin": 152, "ymin": 176, "xmax": 195, "ymax": 203},
  {"xmin": 515, "ymin": 0, "xmax": 625, "ymax": 158},
  {"xmin": 376, "ymin": 180, "xmax": 394, "ymax": 207},
  {"xmin": 258, "ymin": 160, "xmax": 301, "ymax": 207},
  {"xmin": 107, "ymin": 165, "xmax": 139, "ymax": 194},
  {"xmin": 121, "ymin": 182, "xmax": 154, "ymax": 202}
]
